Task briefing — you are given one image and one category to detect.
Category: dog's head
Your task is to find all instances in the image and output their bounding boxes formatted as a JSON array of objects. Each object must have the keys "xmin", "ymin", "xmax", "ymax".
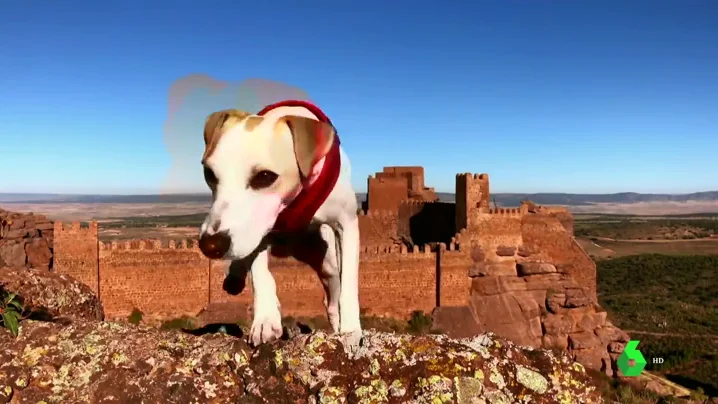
[{"xmin": 197, "ymin": 105, "xmax": 337, "ymax": 260}]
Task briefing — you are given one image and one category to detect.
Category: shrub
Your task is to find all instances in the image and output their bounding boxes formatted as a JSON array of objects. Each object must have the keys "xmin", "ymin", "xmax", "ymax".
[
  {"xmin": 160, "ymin": 316, "xmax": 197, "ymax": 330},
  {"xmin": 407, "ymin": 310, "xmax": 433, "ymax": 334},
  {"xmin": 127, "ymin": 308, "xmax": 144, "ymax": 325},
  {"xmin": 0, "ymin": 291, "xmax": 25, "ymax": 337}
]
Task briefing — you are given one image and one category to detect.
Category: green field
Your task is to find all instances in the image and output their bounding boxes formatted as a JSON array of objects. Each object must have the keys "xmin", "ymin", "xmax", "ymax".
[
  {"xmin": 574, "ymin": 214, "xmax": 718, "ymax": 240},
  {"xmin": 597, "ymin": 254, "xmax": 718, "ymax": 396},
  {"xmin": 99, "ymin": 213, "xmax": 205, "ymax": 229}
]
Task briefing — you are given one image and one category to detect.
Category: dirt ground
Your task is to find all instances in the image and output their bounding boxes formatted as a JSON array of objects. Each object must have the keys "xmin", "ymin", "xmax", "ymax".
[
  {"xmin": 99, "ymin": 226, "xmax": 199, "ymax": 241},
  {"xmin": 4, "ymin": 200, "xmax": 718, "ymax": 221},
  {"xmin": 0, "ymin": 202, "xmax": 209, "ymax": 221},
  {"xmin": 576, "ymin": 236, "xmax": 718, "ymax": 258}
]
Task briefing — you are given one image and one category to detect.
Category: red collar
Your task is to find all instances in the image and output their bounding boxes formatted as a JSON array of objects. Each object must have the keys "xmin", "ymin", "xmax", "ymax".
[{"xmin": 257, "ymin": 100, "xmax": 342, "ymax": 233}]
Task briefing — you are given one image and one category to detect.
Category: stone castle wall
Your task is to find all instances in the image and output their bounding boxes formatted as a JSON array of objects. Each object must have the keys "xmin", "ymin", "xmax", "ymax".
[{"xmin": 52, "ymin": 223, "xmax": 471, "ymax": 321}]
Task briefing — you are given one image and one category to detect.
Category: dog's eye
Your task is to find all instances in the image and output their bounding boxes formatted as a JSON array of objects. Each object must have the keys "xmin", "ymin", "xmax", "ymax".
[
  {"xmin": 249, "ymin": 170, "xmax": 278, "ymax": 190},
  {"xmin": 204, "ymin": 166, "xmax": 218, "ymax": 186}
]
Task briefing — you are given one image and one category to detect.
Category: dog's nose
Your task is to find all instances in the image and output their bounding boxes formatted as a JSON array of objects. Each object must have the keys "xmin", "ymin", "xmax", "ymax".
[{"xmin": 198, "ymin": 231, "xmax": 231, "ymax": 259}]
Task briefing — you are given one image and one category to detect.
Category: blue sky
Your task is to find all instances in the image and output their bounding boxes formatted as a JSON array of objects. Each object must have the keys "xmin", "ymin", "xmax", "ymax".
[{"xmin": 1, "ymin": 0, "xmax": 716, "ymax": 195}]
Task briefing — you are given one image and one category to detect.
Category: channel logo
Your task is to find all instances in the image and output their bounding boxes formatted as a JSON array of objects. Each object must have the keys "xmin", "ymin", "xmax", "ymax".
[{"xmin": 617, "ymin": 340, "xmax": 648, "ymax": 377}]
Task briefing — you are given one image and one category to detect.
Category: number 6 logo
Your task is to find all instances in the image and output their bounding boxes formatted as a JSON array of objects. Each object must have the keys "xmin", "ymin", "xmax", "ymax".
[{"xmin": 617, "ymin": 340, "xmax": 647, "ymax": 377}]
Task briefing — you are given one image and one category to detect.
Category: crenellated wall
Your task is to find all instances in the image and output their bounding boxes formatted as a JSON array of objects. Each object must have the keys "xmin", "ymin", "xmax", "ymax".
[
  {"xmin": 52, "ymin": 221, "xmax": 472, "ymax": 321},
  {"xmin": 97, "ymin": 239, "xmax": 209, "ymax": 319}
]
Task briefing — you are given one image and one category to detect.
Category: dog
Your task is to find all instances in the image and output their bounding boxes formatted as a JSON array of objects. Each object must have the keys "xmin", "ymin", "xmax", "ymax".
[{"xmin": 197, "ymin": 100, "xmax": 362, "ymax": 347}]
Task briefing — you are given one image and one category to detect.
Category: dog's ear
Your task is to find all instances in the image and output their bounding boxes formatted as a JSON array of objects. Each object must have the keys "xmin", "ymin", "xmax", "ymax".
[
  {"xmin": 202, "ymin": 109, "xmax": 251, "ymax": 163},
  {"xmin": 279, "ymin": 115, "xmax": 336, "ymax": 178}
]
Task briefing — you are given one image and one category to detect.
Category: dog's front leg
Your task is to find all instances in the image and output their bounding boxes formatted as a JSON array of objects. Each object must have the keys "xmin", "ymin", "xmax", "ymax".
[
  {"xmin": 337, "ymin": 214, "xmax": 362, "ymax": 335},
  {"xmin": 248, "ymin": 249, "xmax": 283, "ymax": 346}
]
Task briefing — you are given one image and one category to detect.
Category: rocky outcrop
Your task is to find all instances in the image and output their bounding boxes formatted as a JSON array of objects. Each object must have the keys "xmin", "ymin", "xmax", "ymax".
[
  {"xmin": 0, "ymin": 209, "xmax": 54, "ymax": 271},
  {"xmin": 0, "ymin": 267, "xmax": 604, "ymax": 403},
  {"xmin": 0, "ymin": 266, "xmax": 104, "ymax": 322},
  {"xmin": 0, "ymin": 323, "xmax": 604, "ymax": 403},
  {"xmin": 436, "ymin": 243, "xmax": 629, "ymax": 378}
]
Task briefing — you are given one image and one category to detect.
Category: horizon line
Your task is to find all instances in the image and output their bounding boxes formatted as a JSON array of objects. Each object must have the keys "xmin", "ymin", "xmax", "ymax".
[{"xmin": 2, "ymin": 189, "xmax": 718, "ymax": 197}]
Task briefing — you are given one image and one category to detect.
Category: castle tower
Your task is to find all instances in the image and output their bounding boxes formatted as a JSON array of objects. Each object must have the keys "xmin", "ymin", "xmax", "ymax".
[
  {"xmin": 455, "ymin": 173, "xmax": 490, "ymax": 232},
  {"xmin": 53, "ymin": 221, "xmax": 100, "ymax": 296}
]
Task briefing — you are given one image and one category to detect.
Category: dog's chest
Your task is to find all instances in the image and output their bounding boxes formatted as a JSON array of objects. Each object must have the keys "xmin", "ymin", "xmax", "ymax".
[{"xmin": 268, "ymin": 228, "xmax": 332, "ymax": 269}]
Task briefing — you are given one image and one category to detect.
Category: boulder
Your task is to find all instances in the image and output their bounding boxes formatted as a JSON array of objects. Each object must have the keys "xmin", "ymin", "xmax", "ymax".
[
  {"xmin": 564, "ymin": 288, "xmax": 592, "ymax": 308},
  {"xmin": 569, "ymin": 332, "xmax": 601, "ymax": 350},
  {"xmin": 471, "ymin": 276, "xmax": 526, "ymax": 295},
  {"xmin": 0, "ymin": 242, "xmax": 26, "ymax": 268},
  {"xmin": 573, "ymin": 347, "xmax": 610, "ymax": 374},
  {"xmin": 543, "ymin": 313, "xmax": 574, "ymax": 336},
  {"xmin": 495, "ymin": 245, "xmax": 516, "ymax": 257},
  {"xmin": 431, "ymin": 306, "xmax": 484, "ymax": 338},
  {"xmin": 523, "ymin": 273, "xmax": 563, "ymax": 290},
  {"xmin": 471, "ymin": 293, "xmax": 543, "ymax": 347},
  {"xmin": 595, "ymin": 325, "xmax": 630, "ymax": 345},
  {"xmin": 469, "ymin": 261, "xmax": 517, "ymax": 277},
  {"xmin": 0, "ymin": 266, "xmax": 103, "ymax": 321},
  {"xmin": 517, "ymin": 245, "xmax": 536, "ymax": 257},
  {"xmin": 517, "ymin": 262, "xmax": 557, "ymax": 276},
  {"xmin": 24, "ymin": 238, "xmax": 52, "ymax": 270},
  {"xmin": 546, "ymin": 292, "xmax": 566, "ymax": 313}
]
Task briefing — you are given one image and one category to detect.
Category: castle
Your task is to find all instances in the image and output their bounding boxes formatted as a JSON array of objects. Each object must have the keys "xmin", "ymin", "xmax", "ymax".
[{"xmin": 3, "ymin": 166, "xmax": 626, "ymax": 376}]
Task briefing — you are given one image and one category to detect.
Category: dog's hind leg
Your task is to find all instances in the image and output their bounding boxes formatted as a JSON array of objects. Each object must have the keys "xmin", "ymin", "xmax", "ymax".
[
  {"xmin": 317, "ymin": 224, "xmax": 341, "ymax": 333},
  {"xmin": 337, "ymin": 214, "xmax": 362, "ymax": 336}
]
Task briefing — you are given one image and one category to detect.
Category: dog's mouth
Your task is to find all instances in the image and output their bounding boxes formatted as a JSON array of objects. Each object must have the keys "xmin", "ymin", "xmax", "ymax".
[{"xmin": 224, "ymin": 233, "xmax": 274, "ymax": 263}]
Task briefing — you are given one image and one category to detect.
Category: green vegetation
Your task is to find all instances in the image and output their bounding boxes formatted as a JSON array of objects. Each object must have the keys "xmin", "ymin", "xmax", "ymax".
[
  {"xmin": 575, "ymin": 214, "xmax": 718, "ymax": 240},
  {"xmin": 407, "ymin": 310, "xmax": 434, "ymax": 334},
  {"xmin": 102, "ymin": 213, "xmax": 206, "ymax": 229},
  {"xmin": 160, "ymin": 316, "xmax": 198, "ymax": 330},
  {"xmin": 598, "ymin": 254, "xmax": 718, "ymax": 395},
  {"xmin": 127, "ymin": 308, "xmax": 144, "ymax": 325},
  {"xmin": 0, "ymin": 290, "xmax": 25, "ymax": 337}
]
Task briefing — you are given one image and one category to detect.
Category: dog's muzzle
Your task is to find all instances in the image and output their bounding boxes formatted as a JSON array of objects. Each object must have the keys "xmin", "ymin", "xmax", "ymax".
[{"xmin": 198, "ymin": 231, "xmax": 231, "ymax": 259}]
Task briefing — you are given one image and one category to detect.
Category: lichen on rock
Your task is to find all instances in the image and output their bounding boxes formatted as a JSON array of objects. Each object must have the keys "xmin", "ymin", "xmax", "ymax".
[{"xmin": 0, "ymin": 266, "xmax": 604, "ymax": 403}]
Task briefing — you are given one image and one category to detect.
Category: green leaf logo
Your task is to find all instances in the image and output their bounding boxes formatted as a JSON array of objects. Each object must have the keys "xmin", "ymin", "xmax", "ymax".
[{"xmin": 617, "ymin": 340, "xmax": 647, "ymax": 377}]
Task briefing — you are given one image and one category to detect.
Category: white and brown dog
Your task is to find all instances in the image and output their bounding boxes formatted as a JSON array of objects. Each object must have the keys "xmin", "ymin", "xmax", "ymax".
[{"xmin": 197, "ymin": 100, "xmax": 361, "ymax": 347}]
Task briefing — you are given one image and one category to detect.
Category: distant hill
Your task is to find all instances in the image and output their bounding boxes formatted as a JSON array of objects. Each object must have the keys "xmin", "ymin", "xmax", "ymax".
[{"xmin": 2, "ymin": 191, "xmax": 717, "ymax": 206}]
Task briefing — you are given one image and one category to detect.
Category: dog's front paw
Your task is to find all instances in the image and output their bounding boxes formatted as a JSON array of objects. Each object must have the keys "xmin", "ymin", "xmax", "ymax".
[
  {"xmin": 249, "ymin": 304, "xmax": 283, "ymax": 346},
  {"xmin": 340, "ymin": 329, "xmax": 363, "ymax": 355}
]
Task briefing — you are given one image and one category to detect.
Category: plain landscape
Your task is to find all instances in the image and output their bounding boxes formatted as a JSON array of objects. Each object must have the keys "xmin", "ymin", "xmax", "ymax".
[{"xmin": 4, "ymin": 190, "xmax": 718, "ymax": 220}]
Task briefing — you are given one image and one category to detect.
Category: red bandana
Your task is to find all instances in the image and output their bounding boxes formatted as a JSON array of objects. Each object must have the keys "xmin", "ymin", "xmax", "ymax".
[{"xmin": 257, "ymin": 100, "xmax": 342, "ymax": 234}]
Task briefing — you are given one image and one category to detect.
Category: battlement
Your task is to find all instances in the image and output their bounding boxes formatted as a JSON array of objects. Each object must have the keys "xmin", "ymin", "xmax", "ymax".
[
  {"xmin": 54, "ymin": 220, "xmax": 98, "ymax": 234},
  {"xmin": 357, "ymin": 209, "xmax": 397, "ymax": 217},
  {"xmin": 398, "ymin": 199, "xmax": 440, "ymax": 207},
  {"xmin": 487, "ymin": 207, "xmax": 524, "ymax": 217},
  {"xmin": 455, "ymin": 173, "xmax": 489, "ymax": 180},
  {"xmin": 98, "ymin": 238, "xmax": 200, "ymax": 251},
  {"xmin": 358, "ymin": 239, "xmax": 462, "ymax": 256}
]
